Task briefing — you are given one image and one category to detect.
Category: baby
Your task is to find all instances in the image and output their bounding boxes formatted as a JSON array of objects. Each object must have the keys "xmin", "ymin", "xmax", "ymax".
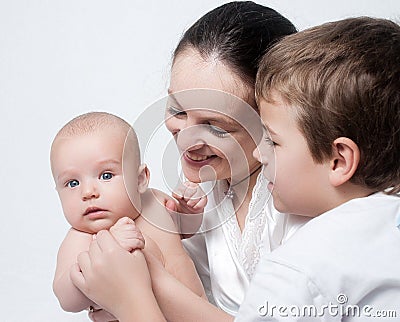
[{"xmin": 50, "ymin": 111, "xmax": 205, "ymax": 314}]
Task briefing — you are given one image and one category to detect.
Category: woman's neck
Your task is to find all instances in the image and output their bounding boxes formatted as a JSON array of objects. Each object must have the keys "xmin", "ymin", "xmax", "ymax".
[
  {"xmin": 225, "ymin": 163, "xmax": 262, "ymax": 200},
  {"xmin": 229, "ymin": 165, "xmax": 262, "ymax": 232}
]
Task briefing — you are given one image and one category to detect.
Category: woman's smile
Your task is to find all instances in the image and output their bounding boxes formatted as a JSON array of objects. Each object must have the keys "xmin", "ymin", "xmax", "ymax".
[{"xmin": 183, "ymin": 151, "xmax": 218, "ymax": 166}]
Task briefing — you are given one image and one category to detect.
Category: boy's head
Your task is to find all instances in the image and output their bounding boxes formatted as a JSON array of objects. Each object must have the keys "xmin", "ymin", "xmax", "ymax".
[
  {"xmin": 50, "ymin": 112, "xmax": 149, "ymax": 234},
  {"xmin": 254, "ymin": 17, "xmax": 400, "ymax": 216}
]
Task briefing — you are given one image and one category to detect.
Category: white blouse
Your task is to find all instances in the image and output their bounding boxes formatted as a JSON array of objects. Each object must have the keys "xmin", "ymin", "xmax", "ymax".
[
  {"xmin": 236, "ymin": 193, "xmax": 400, "ymax": 321},
  {"xmin": 183, "ymin": 170, "xmax": 310, "ymax": 315}
]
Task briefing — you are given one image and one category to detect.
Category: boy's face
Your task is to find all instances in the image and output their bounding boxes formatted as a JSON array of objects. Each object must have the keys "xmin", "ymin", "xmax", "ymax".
[
  {"xmin": 51, "ymin": 128, "xmax": 141, "ymax": 233},
  {"xmin": 254, "ymin": 92, "xmax": 332, "ymax": 217}
]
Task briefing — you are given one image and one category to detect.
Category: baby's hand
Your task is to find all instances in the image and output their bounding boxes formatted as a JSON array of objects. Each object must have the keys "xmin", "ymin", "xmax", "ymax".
[
  {"xmin": 109, "ymin": 217, "xmax": 145, "ymax": 252},
  {"xmin": 165, "ymin": 182, "xmax": 207, "ymax": 238},
  {"xmin": 171, "ymin": 181, "xmax": 207, "ymax": 215}
]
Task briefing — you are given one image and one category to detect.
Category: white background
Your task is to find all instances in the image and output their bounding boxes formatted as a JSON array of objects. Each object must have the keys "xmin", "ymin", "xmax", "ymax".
[{"xmin": 0, "ymin": 1, "xmax": 399, "ymax": 321}]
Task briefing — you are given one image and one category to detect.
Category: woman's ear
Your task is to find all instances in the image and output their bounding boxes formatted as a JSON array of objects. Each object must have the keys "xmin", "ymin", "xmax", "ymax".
[
  {"xmin": 137, "ymin": 164, "xmax": 150, "ymax": 194},
  {"xmin": 329, "ymin": 137, "xmax": 360, "ymax": 187}
]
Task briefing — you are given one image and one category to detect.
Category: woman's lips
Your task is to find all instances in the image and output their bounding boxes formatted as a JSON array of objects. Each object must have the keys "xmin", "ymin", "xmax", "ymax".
[{"xmin": 183, "ymin": 151, "xmax": 217, "ymax": 166}]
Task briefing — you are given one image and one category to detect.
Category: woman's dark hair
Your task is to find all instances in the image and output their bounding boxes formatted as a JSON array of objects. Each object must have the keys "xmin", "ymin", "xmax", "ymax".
[{"xmin": 173, "ymin": 1, "xmax": 297, "ymax": 89}]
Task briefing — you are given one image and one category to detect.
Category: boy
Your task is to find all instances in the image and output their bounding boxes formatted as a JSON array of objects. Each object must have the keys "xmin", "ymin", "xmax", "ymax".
[
  {"xmin": 50, "ymin": 112, "xmax": 206, "ymax": 314},
  {"xmin": 236, "ymin": 17, "xmax": 400, "ymax": 321}
]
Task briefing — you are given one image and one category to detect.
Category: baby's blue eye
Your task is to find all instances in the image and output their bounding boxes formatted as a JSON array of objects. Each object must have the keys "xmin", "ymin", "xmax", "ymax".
[
  {"xmin": 101, "ymin": 172, "xmax": 113, "ymax": 180},
  {"xmin": 208, "ymin": 124, "xmax": 229, "ymax": 138},
  {"xmin": 67, "ymin": 180, "xmax": 79, "ymax": 188}
]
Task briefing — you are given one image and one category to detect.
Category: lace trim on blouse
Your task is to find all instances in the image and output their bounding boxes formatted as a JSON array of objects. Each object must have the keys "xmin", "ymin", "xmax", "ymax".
[{"xmin": 215, "ymin": 170, "xmax": 270, "ymax": 279}]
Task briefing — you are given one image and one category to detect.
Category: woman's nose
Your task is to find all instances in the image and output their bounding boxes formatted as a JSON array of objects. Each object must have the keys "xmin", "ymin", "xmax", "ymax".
[
  {"xmin": 165, "ymin": 112, "xmax": 187, "ymax": 137},
  {"xmin": 175, "ymin": 125, "xmax": 207, "ymax": 151},
  {"xmin": 81, "ymin": 180, "xmax": 100, "ymax": 201}
]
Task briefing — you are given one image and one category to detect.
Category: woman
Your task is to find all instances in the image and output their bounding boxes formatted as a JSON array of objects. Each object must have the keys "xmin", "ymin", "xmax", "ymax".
[
  {"xmin": 72, "ymin": 2, "xmax": 309, "ymax": 321},
  {"xmin": 164, "ymin": 2, "xmax": 309, "ymax": 313}
]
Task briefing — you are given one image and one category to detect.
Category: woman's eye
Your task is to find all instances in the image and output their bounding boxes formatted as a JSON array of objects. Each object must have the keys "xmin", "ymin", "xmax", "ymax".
[
  {"xmin": 100, "ymin": 172, "xmax": 113, "ymax": 180},
  {"xmin": 167, "ymin": 106, "xmax": 186, "ymax": 117},
  {"xmin": 208, "ymin": 124, "xmax": 229, "ymax": 138},
  {"xmin": 67, "ymin": 179, "xmax": 79, "ymax": 188}
]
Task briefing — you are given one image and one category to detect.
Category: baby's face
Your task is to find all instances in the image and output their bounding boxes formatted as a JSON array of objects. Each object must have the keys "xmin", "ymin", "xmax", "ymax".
[{"xmin": 51, "ymin": 127, "xmax": 141, "ymax": 234}]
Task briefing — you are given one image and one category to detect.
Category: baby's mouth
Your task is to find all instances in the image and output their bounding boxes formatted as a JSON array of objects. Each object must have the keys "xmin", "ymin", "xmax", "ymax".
[{"xmin": 83, "ymin": 207, "xmax": 106, "ymax": 216}]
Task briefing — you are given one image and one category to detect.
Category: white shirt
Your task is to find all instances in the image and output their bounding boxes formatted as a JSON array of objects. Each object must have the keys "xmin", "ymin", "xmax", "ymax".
[
  {"xmin": 236, "ymin": 192, "xmax": 400, "ymax": 321},
  {"xmin": 183, "ymin": 171, "xmax": 309, "ymax": 315}
]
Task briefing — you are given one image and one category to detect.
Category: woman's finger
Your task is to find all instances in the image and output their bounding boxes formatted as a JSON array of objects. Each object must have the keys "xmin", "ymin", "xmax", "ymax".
[
  {"xmin": 76, "ymin": 250, "xmax": 92, "ymax": 272},
  {"xmin": 89, "ymin": 308, "xmax": 117, "ymax": 322},
  {"xmin": 70, "ymin": 263, "xmax": 86, "ymax": 291},
  {"xmin": 88, "ymin": 235, "xmax": 102, "ymax": 252}
]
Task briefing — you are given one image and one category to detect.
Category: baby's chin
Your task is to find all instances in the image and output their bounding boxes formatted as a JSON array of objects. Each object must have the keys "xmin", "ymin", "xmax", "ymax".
[{"xmin": 79, "ymin": 218, "xmax": 115, "ymax": 234}]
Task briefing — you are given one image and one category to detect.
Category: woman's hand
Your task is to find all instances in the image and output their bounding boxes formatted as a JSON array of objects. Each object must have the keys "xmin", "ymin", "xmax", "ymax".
[
  {"xmin": 143, "ymin": 248, "xmax": 232, "ymax": 322},
  {"xmin": 88, "ymin": 307, "xmax": 117, "ymax": 322},
  {"xmin": 70, "ymin": 230, "xmax": 165, "ymax": 322}
]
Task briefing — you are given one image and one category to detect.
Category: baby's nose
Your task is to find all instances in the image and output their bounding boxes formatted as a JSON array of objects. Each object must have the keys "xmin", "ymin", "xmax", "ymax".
[{"xmin": 81, "ymin": 180, "xmax": 100, "ymax": 201}]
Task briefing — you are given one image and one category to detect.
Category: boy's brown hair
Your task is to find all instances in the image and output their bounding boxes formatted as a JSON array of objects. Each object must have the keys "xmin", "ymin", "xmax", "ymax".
[{"xmin": 256, "ymin": 17, "xmax": 400, "ymax": 194}]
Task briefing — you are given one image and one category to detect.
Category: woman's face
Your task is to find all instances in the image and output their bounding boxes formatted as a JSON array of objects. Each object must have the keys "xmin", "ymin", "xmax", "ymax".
[{"xmin": 165, "ymin": 48, "xmax": 262, "ymax": 183}]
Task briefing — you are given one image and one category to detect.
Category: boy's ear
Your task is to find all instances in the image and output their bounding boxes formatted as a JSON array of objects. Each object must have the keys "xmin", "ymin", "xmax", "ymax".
[
  {"xmin": 329, "ymin": 137, "xmax": 360, "ymax": 187},
  {"xmin": 137, "ymin": 164, "xmax": 150, "ymax": 194}
]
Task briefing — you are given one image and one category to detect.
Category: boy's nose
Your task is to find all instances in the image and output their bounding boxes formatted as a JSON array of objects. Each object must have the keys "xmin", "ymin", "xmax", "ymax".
[
  {"xmin": 253, "ymin": 141, "xmax": 271, "ymax": 166},
  {"xmin": 253, "ymin": 145, "xmax": 265, "ymax": 164}
]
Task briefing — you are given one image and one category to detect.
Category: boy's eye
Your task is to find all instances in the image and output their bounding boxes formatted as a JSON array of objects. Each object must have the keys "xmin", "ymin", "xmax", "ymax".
[
  {"xmin": 100, "ymin": 172, "xmax": 113, "ymax": 180},
  {"xmin": 261, "ymin": 127, "xmax": 276, "ymax": 146},
  {"xmin": 67, "ymin": 179, "xmax": 79, "ymax": 188},
  {"xmin": 167, "ymin": 106, "xmax": 186, "ymax": 117},
  {"xmin": 208, "ymin": 124, "xmax": 229, "ymax": 138},
  {"xmin": 264, "ymin": 136, "xmax": 276, "ymax": 146}
]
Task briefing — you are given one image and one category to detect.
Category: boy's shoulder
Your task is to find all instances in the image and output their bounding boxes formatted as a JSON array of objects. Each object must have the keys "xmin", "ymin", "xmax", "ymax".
[
  {"xmin": 266, "ymin": 193, "xmax": 400, "ymax": 292},
  {"xmin": 276, "ymin": 193, "xmax": 399, "ymax": 253}
]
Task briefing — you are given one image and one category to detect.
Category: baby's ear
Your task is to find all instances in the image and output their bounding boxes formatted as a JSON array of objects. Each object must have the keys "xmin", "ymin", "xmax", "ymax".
[
  {"xmin": 137, "ymin": 163, "xmax": 150, "ymax": 193},
  {"xmin": 328, "ymin": 137, "xmax": 360, "ymax": 187}
]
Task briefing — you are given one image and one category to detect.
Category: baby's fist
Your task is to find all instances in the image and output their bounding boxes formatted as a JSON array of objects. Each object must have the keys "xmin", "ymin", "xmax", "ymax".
[
  {"xmin": 109, "ymin": 217, "xmax": 145, "ymax": 252},
  {"xmin": 172, "ymin": 181, "xmax": 207, "ymax": 215}
]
